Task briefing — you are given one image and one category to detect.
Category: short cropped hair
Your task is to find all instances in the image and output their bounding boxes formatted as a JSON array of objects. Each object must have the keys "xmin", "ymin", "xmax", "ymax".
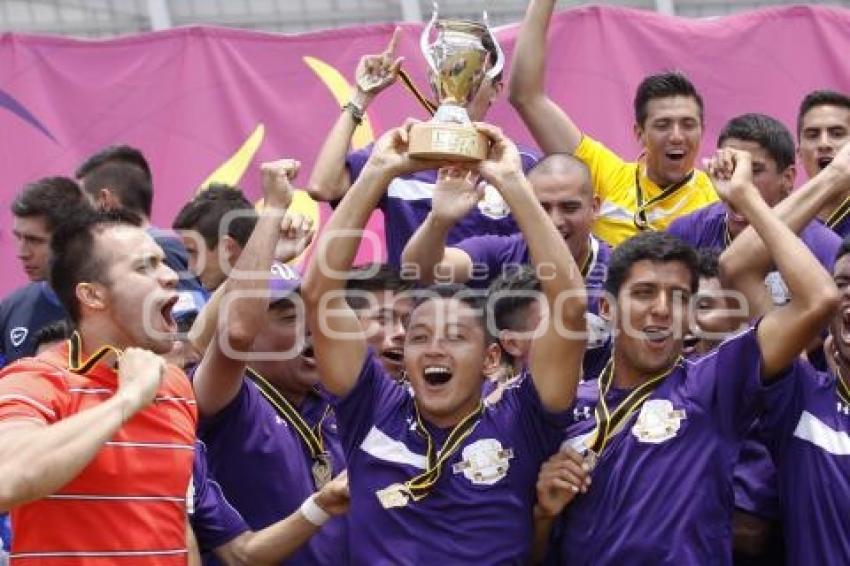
[
  {"xmin": 718, "ymin": 113, "xmax": 795, "ymax": 171},
  {"xmin": 605, "ymin": 232, "xmax": 699, "ymax": 297},
  {"xmin": 172, "ymin": 184, "xmax": 257, "ymax": 250},
  {"xmin": 634, "ymin": 71, "xmax": 703, "ymax": 127}
]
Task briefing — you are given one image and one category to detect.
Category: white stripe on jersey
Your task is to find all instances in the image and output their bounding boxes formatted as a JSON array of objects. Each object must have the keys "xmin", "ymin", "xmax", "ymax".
[
  {"xmin": 793, "ymin": 410, "xmax": 850, "ymax": 455},
  {"xmin": 360, "ymin": 426, "xmax": 427, "ymax": 469}
]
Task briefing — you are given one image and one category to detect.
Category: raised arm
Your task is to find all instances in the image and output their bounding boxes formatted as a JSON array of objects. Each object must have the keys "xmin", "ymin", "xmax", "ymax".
[
  {"xmin": 0, "ymin": 349, "xmax": 163, "ymax": 510},
  {"xmin": 713, "ymin": 149, "xmax": 840, "ymax": 380},
  {"xmin": 721, "ymin": 143, "xmax": 850, "ymax": 318},
  {"xmin": 509, "ymin": 0, "xmax": 583, "ymax": 155},
  {"xmin": 399, "ymin": 168, "xmax": 482, "ymax": 284},
  {"xmin": 476, "ymin": 123, "xmax": 587, "ymax": 411},
  {"xmin": 192, "ymin": 160, "xmax": 295, "ymax": 417},
  {"xmin": 306, "ymin": 29, "xmax": 403, "ymax": 202},
  {"xmin": 303, "ymin": 124, "xmax": 428, "ymax": 396}
]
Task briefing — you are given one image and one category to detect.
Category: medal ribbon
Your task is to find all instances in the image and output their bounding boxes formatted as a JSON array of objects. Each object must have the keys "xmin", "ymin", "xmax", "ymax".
[
  {"xmin": 68, "ymin": 331, "xmax": 123, "ymax": 374},
  {"xmin": 838, "ymin": 372, "xmax": 850, "ymax": 407},
  {"xmin": 633, "ymin": 167, "xmax": 695, "ymax": 231},
  {"xmin": 246, "ymin": 367, "xmax": 329, "ymax": 460},
  {"xmin": 392, "ymin": 402, "xmax": 484, "ymax": 503},
  {"xmin": 398, "ymin": 69, "xmax": 437, "ymax": 116},
  {"xmin": 586, "ymin": 357, "xmax": 681, "ymax": 457},
  {"xmin": 827, "ymin": 196, "xmax": 850, "ymax": 231},
  {"xmin": 579, "ymin": 237, "xmax": 598, "ymax": 279}
]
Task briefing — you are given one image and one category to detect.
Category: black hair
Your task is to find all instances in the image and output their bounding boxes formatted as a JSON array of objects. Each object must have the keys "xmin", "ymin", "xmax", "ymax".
[
  {"xmin": 718, "ymin": 113, "xmax": 795, "ymax": 171},
  {"xmin": 488, "ymin": 265, "xmax": 541, "ymax": 332},
  {"xmin": 696, "ymin": 248, "xmax": 722, "ymax": 280},
  {"xmin": 605, "ymin": 232, "xmax": 699, "ymax": 297},
  {"xmin": 49, "ymin": 208, "xmax": 142, "ymax": 324},
  {"xmin": 75, "ymin": 145, "xmax": 153, "ymax": 218},
  {"xmin": 835, "ymin": 236, "xmax": 850, "ymax": 264},
  {"xmin": 797, "ymin": 90, "xmax": 850, "ymax": 138},
  {"xmin": 634, "ymin": 71, "xmax": 703, "ymax": 127},
  {"xmin": 33, "ymin": 319, "xmax": 73, "ymax": 352},
  {"xmin": 481, "ymin": 32, "xmax": 503, "ymax": 83},
  {"xmin": 171, "ymin": 184, "xmax": 257, "ymax": 249},
  {"xmin": 345, "ymin": 263, "xmax": 413, "ymax": 310},
  {"xmin": 11, "ymin": 177, "xmax": 88, "ymax": 232},
  {"xmin": 409, "ymin": 283, "xmax": 495, "ymax": 342}
]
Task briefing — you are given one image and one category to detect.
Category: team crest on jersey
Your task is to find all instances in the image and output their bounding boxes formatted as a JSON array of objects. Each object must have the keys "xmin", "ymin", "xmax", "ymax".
[
  {"xmin": 452, "ymin": 438, "xmax": 514, "ymax": 486},
  {"xmin": 10, "ymin": 327, "xmax": 27, "ymax": 348},
  {"xmin": 477, "ymin": 183, "xmax": 511, "ymax": 219},
  {"xmin": 631, "ymin": 399, "xmax": 686, "ymax": 444}
]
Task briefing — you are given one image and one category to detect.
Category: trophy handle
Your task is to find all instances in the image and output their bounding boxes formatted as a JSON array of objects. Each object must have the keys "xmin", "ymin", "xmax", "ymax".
[
  {"xmin": 482, "ymin": 11, "xmax": 505, "ymax": 80},
  {"xmin": 420, "ymin": 2, "xmax": 439, "ymax": 76}
]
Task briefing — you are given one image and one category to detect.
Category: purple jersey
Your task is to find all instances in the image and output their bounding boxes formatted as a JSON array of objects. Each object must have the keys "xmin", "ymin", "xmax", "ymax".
[
  {"xmin": 190, "ymin": 440, "xmax": 250, "ymax": 554},
  {"xmin": 198, "ymin": 379, "xmax": 346, "ymax": 565},
  {"xmin": 733, "ymin": 421, "xmax": 779, "ymax": 520},
  {"xmin": 667, "ymin": 202, "xmax": 841, "ymax": 272},
  {"xmin": 760, "ymin": 361, "xmax": 850, "ymax": 564},
  {"xmin": 331, "ymin": 351, "xmax": 570, "ymax": 564},
  {"xmin": 346, "ymin": 145, "xmax": 540, "ymax": 266},
  {"xmin": 556, "ymin": 326, "xmax": 776, "ymax": 565}
]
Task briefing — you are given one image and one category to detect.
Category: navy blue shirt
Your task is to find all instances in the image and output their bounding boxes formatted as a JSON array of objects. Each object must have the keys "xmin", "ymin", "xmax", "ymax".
[{"xmin": 0, "ymin": 282, "xmax": 68, "ymax": 367}]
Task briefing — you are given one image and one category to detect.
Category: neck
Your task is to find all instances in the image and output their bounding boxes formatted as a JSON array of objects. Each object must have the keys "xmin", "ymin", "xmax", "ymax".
[
  {"xmin": 611, "ymin": 347, "xmax": 655, "ymax": 389},
  {"xmin": 572, "ymin": 237, "xmax": 591, "ymax": 273},
  {"xmin": 74, "ymin": 320, "xmax": 124, "ymax": 367},
  {"xmin": 644, "ymin": 164, "xmax": 689, "ymax": 189},
  {"xmin": 418, "ymin": 397, "xmax": 480, "ymax": 430}
]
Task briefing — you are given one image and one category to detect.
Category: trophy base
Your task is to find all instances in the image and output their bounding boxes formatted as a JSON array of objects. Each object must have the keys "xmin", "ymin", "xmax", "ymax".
[{"xmin": 409, "ymin": 122, "xmax": 488, "ymax": 162}]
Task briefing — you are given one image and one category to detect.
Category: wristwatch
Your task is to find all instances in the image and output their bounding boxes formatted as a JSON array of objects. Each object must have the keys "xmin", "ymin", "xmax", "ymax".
[{"xmin": 342, "ymin": 101, "xmax": 365, "ymax": 125}]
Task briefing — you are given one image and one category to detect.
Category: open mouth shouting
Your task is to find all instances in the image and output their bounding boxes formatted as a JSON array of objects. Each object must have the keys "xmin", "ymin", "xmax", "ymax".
[
  {"xmin": 300, "ymin": 340, "xmax": 317, "ymax": 369},
  {"xmin": 156, "ymin": 294, "xmax": 179, "ymax": 334},
  {"xmin": 643, "ymin": 326, "xmax": 674, "ymax": 351},
  {"xmin": 665, "ymin": 148, "xmax": 687, "ymax": 162},
  {"xmin": 423, "ymin": 365, "xmax": 453, "ymax": 387},
  {"xmin": 817, "ymin": 155, "xmax": 834, "ymax": 171}
]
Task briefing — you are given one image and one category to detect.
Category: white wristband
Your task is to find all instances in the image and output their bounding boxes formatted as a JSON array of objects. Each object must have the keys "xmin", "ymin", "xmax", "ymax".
[{"xmin": 300, "ymin": 494, "xmax": 331, "ymax": 527}]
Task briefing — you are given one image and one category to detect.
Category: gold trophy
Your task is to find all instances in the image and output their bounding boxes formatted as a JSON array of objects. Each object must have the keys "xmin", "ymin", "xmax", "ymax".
[{"xmin": 408, "ymin": 2, "xmax": 504, "ymax": 162}]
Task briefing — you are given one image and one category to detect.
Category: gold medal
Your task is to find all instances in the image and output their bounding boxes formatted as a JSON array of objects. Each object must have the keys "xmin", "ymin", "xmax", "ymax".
[
  {"xmin": 311, "ymin": 454, "xmax": 332, "ymax": 489},
  {"xmin": 376, "ymin": 483, "xmax": 410, "ymax": 509},
  {"xmin": 583, "ymin": 449, "xmax": 598, "ymax": 472}
]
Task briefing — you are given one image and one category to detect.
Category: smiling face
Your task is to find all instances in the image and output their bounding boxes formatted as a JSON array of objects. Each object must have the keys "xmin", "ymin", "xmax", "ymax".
[
  {"xmin": 798, "ymin": 104, "xmax": 850, "ymax": 179},
  {"xmin": 93, "ymin": 225, "xmax": 179, "ymax": 354},
  {"xmin": 636, "ymin": 96, "xmax": 703, "ymax": 187},
  {"xmin": 353, "ymin": 290, "xmax": 413, "ymax": 380},
  {"xmin": 605, "ymin": 260, "xmax": 693, "ymax": 379},
  {"xmin": 251, "ymin": 299, "xmax": 318, "ymax": 401},
  {"xmin": 531, "ymin": 168, "xmax": 598, "ymax": 264},
  {"xmin": 404, "ymin": 297, "xmax": 499, "ymax": 428}
]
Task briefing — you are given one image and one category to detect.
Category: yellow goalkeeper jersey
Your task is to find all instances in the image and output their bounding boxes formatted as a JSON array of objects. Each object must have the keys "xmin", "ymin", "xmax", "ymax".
[{"xmin": 574, "ymin": 134, "xmax": 718, "ymax": 246}]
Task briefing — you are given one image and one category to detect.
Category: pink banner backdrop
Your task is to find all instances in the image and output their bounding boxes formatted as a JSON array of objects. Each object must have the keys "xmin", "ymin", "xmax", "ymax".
[{"xmin": 1, "ymin": 4, "xmax": 849, "ymax": 297}]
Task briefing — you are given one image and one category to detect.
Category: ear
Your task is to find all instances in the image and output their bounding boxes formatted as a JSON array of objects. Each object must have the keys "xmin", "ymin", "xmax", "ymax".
[
  {"xmin": 598, "ymin": 293, "xmax": 614, "ymax": 325},
  {"xmin": 498, "ymin": 329, "xmax": 525, "ymax": 359},
  {"xmin": 98, "ymin": 188, "xmax": 121, "ymax": 211},
  {"xmin": 633, "ymin": 121, "xmax": 644, "ymax": 144},
  {"xmin": 781, "ymin": 164, "xmax": 796, "ymax": 196},
  {"xmin": 76, "ymin": 282, "xmax": 108, "ymax": 313},
  {"xmin": 481, "ymin": 341, "xmax": 503, "ymax": 376},
  {"xmin": 489, "ymin": 78, "xmax": 503, "ymax": 103},
  {"xmin": 591, "ymin": 195, "xmax": 602, "ymax": 216},
  {"xmin": 221, "ymin": 235, "xmax": 242, "ymax": 267}
]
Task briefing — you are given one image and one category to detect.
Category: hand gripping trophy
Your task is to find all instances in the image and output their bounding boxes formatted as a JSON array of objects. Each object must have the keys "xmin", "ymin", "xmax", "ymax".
[{"xmin": 408, "ymin": 2, "xmax": 505, "ymax": 162}]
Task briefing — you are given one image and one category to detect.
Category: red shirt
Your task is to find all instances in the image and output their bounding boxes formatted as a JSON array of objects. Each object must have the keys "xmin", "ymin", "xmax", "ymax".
[{"xmin": 0, "ymin": 341, "xmax": 197, "ymax": 565}]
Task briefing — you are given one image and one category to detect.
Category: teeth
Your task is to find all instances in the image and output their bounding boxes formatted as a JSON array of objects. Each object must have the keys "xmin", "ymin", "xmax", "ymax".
[{"xmin": 424, "ymin": 366, "xmax": 451, "ymax": 376}]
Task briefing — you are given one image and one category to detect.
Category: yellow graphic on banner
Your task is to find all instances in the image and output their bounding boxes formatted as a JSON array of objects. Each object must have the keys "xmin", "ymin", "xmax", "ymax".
[
  {"xmin": 199, "ymin": 124, "xmax": 265, "ymax": 191},
  {"xmin": 303, "ymin": 56, "xmax": 374, "ymax": 150}
]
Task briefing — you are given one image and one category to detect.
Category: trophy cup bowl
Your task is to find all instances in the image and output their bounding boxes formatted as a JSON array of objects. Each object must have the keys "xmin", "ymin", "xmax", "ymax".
[{"xmin": 408, "ymin": 4, "xmax": 504, "ymax": 162}]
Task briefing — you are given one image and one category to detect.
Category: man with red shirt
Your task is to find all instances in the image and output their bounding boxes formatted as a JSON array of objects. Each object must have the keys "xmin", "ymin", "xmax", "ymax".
[{"xmin": 0, "ymin": 208, "xmax": 196, "ymax": 565}]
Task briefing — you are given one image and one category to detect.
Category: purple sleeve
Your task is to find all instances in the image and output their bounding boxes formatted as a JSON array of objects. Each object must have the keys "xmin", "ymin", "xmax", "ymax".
[
  {"xmin": 758, "ymin": 360, "xmax": 825, "ymax": 456},
  {"xmin": 665, "ymin": 215, "xmax": 692, "ymax": 243},
  {"xmin": 190, "ymin": 441, "xmax": 250, "ymax": 552},
  {"xmin": 501, "ymin": 372, "xmax": 574, "ymax": 461},
  {"xmin": 517, "ymin": 145, "xmax": 542, "ymax": 173},
  {"xmin": 690, "ymin": 324, "xmax": 796, "ymax": 438},
  {"xmin": 345, "ymin": 145, "xmax": 373, "ymax": 182},
  {"xmin": 454, "ymin": 234, "xmax": 528, "ymax": 284},
  {"xmin": 329, "ymin": 350, "xmax": 408, "ymax": 458}
]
